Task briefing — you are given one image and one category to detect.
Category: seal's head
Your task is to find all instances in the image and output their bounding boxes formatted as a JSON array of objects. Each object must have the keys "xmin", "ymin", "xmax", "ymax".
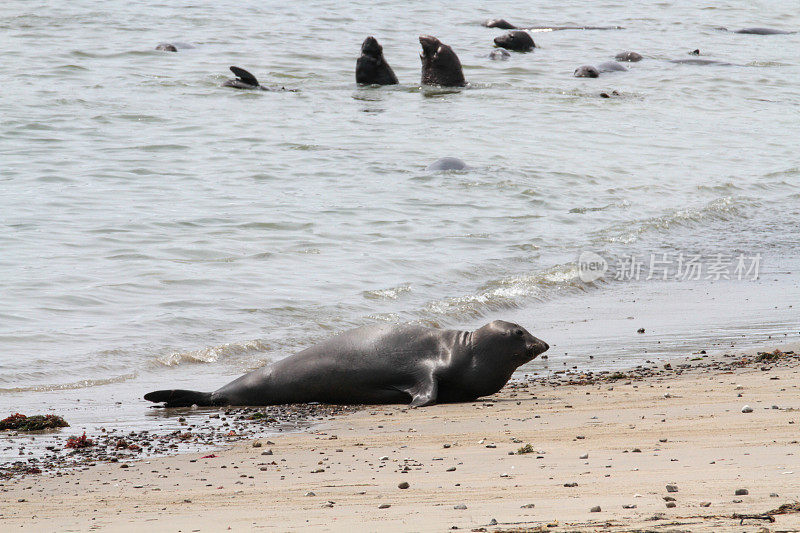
[
  {"xmin": 419, "ymin": 35, "xmax": 466, "ymax": 87},
  {"xmin": 360, "ymin": 36, "xmax": 383, "ymax": 58},
  {"xmin": 483, "ymin": 18, "xmax": 517, "ymax": 30},
  {"xmin": 493, "ymin": 31, "xmax": 535, "ymax": 52},
  {"xmin": 615, "ymin": 51, "xmax": 643, "ymax": 62},
  {"xmin": 473, "ymin": 320, "xmax": 549, "ymax": 365},
  {"xmin": 574, "ymin": 65, "xmax": 600, "ymax": 78}
]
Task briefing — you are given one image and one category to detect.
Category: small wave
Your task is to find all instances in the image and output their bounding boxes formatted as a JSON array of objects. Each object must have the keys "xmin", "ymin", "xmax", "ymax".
[
  {"xmin": 0, "ymin": 373, "xmax": 137, "ymax": 394},
  {"xmin": 422, "ymin": 264, "xmax": 589, "ymax": 320},
  {"xmin": 596, "ymin": 196, "xmax": 756, "ymax": 245},
  {"xmin": 362, "ymin": 284, "xmax": 412, "ymax": 300},
  {"xmin": 155, "ymin": 340, "xmax": 269, "ymax": 367}
]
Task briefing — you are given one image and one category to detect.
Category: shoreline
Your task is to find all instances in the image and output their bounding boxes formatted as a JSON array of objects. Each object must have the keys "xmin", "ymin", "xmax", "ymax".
[{"xmin": 2, "ymin": 342, "xmax": 800, "ymax": 532}]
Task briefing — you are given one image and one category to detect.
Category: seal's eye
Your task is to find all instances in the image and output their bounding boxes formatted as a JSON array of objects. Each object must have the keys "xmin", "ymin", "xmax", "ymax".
[{"xmin": 515, "ymin": 329, "xmax": 524, "ymax": 337}]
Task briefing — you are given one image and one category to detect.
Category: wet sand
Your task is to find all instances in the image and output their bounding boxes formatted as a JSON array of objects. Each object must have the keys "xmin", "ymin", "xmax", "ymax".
[{"xmin": 2, "ymin": 343, "xmax": 800, "ymax": 532}]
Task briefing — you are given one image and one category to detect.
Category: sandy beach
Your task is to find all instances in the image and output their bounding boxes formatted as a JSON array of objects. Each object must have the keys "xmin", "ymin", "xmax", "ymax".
[{"xmin": 2, "ymin": 344, "xmax": 800, "ymax": 532}]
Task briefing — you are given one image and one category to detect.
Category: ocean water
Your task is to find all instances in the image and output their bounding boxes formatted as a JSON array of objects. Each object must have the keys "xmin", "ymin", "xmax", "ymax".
[{"xmin": 1, "ymin": 0, "xmax": 799, "ymax": 443}]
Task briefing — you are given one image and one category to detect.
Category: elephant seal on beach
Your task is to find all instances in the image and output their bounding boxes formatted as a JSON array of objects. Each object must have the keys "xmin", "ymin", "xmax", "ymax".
[
  {"xmin": 494, "ymin": 31, "xmax": 535, "ymax": 52},
  {"xmin": 427, "ymin": 157, "xmax": 468, "ymax": 171},
  {"xmin": 144, "ymin": 320, "xmax": 549, "ymax": 408},
  {"xmin": 419, "ymin": 35, "xmax": 466, "ymax": 87},
  {"xmin": 356, "ymin": 36, "xmax": 398, "ymax": 85}
]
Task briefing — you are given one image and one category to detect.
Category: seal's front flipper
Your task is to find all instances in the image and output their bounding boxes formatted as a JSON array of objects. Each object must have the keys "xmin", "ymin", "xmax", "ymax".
[
  {"xmin": 406, "ymin": 377, "xmax": 438, "ymax": 408},
  {"xmin": 229, "ymin": 66, "xmax": 260, "ymax": 87},
  {"xmin": 144, "ymin": 389, "xmax": 214, "ymax": 407}
]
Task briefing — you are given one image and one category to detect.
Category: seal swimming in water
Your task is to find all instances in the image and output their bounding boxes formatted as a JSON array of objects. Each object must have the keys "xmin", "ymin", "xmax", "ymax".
[
  {"xmin": 483, "ymin": 18, "xmax": 623, "ymax": 31},
  {"xmin": 489, "ymin": 49, "xmax": 511, "ymax": 60},
  {"xmin": 419, "ymin": 35, "xmax": 466, "ymax": 87},
  {"xmin": 155, "ymin": 42, "xmax": 195, "ymax": 52},
  {"xmin": 615, "ymin": 51, "xmax": 643, "ymax": 62},
  {"xmin": 718, "ymin": 27, "xmax": 794, "ymax": 35},
  {"xmin": 356, "ymin": 36, "xmax": 398, "ymax": 85},
  {"xmin": 222, "ymin": 66, "xmax": 298, "ymax": 91},
  {"xmin": 494, "ymin": 31, "xmax": 535, "ymax": 52},
  {"xmin": 144, "ymin": 320, "xmax": 549, "ymax": 408},
  {"xmin": 427, "ymin": 157, "xmax": 468, "ymax": 171},
  {"xmin": 574, "ymin": 61, "xmax": 626, "ymax": 77}
]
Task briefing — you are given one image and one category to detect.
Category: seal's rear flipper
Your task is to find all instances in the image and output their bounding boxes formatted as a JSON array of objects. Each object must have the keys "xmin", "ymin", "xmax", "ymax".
[
  {"xmin": 229, "ymin": 66, "xmax": 259, "ymax": 87},
  {"xmin": 144, "ymin": 389, "xmax": 214, "ymax": 407}
]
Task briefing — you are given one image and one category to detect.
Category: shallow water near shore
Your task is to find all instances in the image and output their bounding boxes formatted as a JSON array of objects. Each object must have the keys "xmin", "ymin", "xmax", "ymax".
[{"xmin": 1, "ymin": 0, "xmax": 799, "ymax": 460}]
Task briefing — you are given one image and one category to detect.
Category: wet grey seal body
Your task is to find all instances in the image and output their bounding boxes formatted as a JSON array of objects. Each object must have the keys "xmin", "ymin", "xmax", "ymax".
[
  {"xmin": 356, "ymin": 36, "xmax": 398, "ymax": 85},
  {"xmin": 419, "ymin": 35, "xmax": 466, "ymax": 87},
  {"xmin": 144, "ymin": 320, "xmax": 549, "ymax": 408},
  {"xmin": 719, "ymin": 27, "xmax": 794, "ymax": 35},
  {"xmin": 483, "ymin": 18, "xmax": 623, "ymax": 31},
  {"xmin": 494, "ymin": 31, "xmax": 535, "ymax": 52},
  {"xmin": 574, "ymin": 61, "xmax": 626, "ymax": 77},
  {"xmin": 427, "ymin": 157, "xmax": 468, "ymax": 171}
]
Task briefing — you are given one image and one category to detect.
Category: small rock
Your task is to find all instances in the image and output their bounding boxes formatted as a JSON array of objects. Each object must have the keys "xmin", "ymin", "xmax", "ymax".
[
  {"xmin": 443, "ymin": 444, "xmax": 451, "ymax": 448},
  {"xmin": 262, "ymin": 449, "xmax": 273, "ymax": 456},
  {"xmin": 446, "ymin": 467, "xmax": 456, "ymax": 472},
  {"xmin": 637, "ymin": 328, "xmax": 645, "ymax": 334},
  {"xmin": 742, "ymin": 405, "xmax": 753, "ymax": 413},
  {"xmin": 632, "ymin": 448, "xmax": 642, "ymax": 453},
  {"xmin": 665, "ymin": 502, "xmax": 676, "ymax": 508},
  {"xmin": 378, "ymin": 503, "xmax": 391, "ymax": 509},
  {"xmin": 622, "ymin": 504, "xmax": 637, "ymax": 509},
  {"xmin": 251, "ymin": 441, "xmax": 262, "ymax": 448},
  {"xmin": 700, "ymin": 501, "xmax": 711, "ymax": 507},
  {"xmin": 666, "ymin": 485, "xmax": 678, "ymax": 493},
  {"xmin": 380, "ymin": 456, "xmax": 389, "ymax": 461},
  {"xmin": 489, "ymin": 518, "xmax": 497, "ymax": 525},
  {"xmin": 590, "ymin": 505, "xmax": 601, "ymax": 512},
  {"xmin": 770, "ymin": 493, "xmax": 779, "ymax": 498},
  {"xmin": 305, "ymin": 491, "xmax": 316, "ymax": 497},
  {"xmin": 564, "ymin": 482, "xmax": 578, "ymax": 487},
  {"xmin": 398, "ymin": 482, "xmax": 410, "ymax": 489},
  {"xmin": 663, "ymin": 496, "xmax": 676, "ymax": 502},
  {"xmin": 735, "ymin": 488, "xmax": 749, "ymax": 495},
  {"xmin": 579, "ymin": 453, "xmax": 589, "ymax": 459},
  {"xmin": 454, "ymin": 504, "xmax": 468, "ymax": 510},
  {"xmin": 520, "ymin": 503, "xmax": 535, "ymax": 509},
  {"xmin": 322, "ymin": 502, "xmax": 334, "ymax": 508}
]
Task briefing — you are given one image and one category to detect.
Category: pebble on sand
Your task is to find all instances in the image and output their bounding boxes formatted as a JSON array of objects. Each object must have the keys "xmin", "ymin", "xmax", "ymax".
[
  {"xmin": 378, "ymin": 504, "xmax": 391, "ymax": 509},
  {"xmin": 579, "ymin": 453, "xmax": 589, "ymax": 459},
  {"xmin": 735, "ymin": 488, "xmax": 749, "ymax": 495},
  {"xmin": 454, "ymin": 504, "xmax": 467, "ymax": 510},
  {"xmin": 590, "ymin": 505, "xmax": 601, "ymax": 512},
  {"xmin": 665, "ymin": 502, "xmax": 676, "ymax": 508},
  {"xmin": 398, "ymin": 482, "xmax": 410, "ymax": 489},
  {"xmin": 741, "ymin": 405, "xmax": 754, "ymax": 413},
  {"xmin": 666, "ymin": 484, "xmax": 678, "ymax": 493},
  {"xmin": 700, "ymin": 501, "xmax": 711, "ymax": 507}
]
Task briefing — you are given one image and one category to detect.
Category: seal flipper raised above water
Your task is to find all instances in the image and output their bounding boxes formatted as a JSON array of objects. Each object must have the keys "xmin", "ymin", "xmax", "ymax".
[
  {"xmin": 144, "ymin": 320, "xmax": 549, "ymax": 408},
  {"xmin": 419, "ymin": 35, "xmax": 466, "ymax": 87},
  {"xmin": 224, "ymin": 66, "xmax": 264, "ymax": 90},
  {"xmin": 356, "ymin": 36, "xmax": 398, "ymax": 85}
]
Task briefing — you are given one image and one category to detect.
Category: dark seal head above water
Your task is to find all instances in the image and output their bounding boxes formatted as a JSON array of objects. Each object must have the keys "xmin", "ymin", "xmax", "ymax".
[
  {"xmin": 144, "ymin": 320, "xmax": 549, "ymax": 408},
  {"xmin": 427, "ymin": 157, "xmax": 468, "ymax": 171},
  {"xmin": 356, "ymin": 36, "xmax": 398, "ymax": 85},
  {"xmin": 574, "ymin": 65, "xmax": 600, "ymax": 78},
  {"xmin": 483, "ymin": 18, "xmax": 517, "ymax": 29},
  {"xmin": 419, "ymin": 35, "xmax": 466, "ymax": 87},
  {"xmin": 494, "ymin": 31, "xmax": 535, "ymax": 52},
  {"xmin": 615, "ymin": 51, "xmax": 642, "ymax": 62}
]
